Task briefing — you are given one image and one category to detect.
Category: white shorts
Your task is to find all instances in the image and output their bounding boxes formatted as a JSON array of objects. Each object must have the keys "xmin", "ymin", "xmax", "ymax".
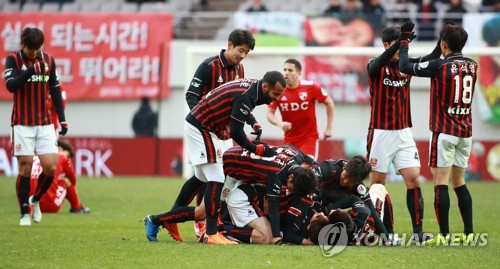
[
  {"xmin": 221, "ymin": 176, "xmax": 238, "ymax": 202},
  {"xmin": 429, "ymin": 132, "xmax": 471, "ymax": 168},
  {"xmin": 367, "ymin": 128, "xmax": 420, "ymax": 173},
  {"xmin": 226, "ymin": 182, "xmax": 259, "ymax": 227},
  {"xmin": 185, "ymin": 121, "xmax": 232, "ymax": 166},
  {"xmin": 11, "ymin": 125, "xmax": 58, "ymax": 156}
]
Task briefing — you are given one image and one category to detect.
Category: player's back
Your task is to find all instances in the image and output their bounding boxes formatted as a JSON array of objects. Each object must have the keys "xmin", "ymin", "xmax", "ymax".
[
  {"xmin": 188, "ymin": 78, "xmax": 256, "ymax": 140},
  {"xmin": 430, "ymin": 54, "xmax": 478, "ymax": 137}
]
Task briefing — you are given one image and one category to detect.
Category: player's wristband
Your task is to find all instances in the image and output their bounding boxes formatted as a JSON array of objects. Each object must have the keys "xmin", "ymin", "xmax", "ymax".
[{"xmin": 255, "ymin": 144, "xmax": 264, "ymax": 155}]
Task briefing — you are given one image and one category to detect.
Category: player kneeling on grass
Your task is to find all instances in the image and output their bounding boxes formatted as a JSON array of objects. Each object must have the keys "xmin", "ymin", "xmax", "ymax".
[{"xmin": 30, "ymin": 140, "xmax": 90, "ymax": 216}]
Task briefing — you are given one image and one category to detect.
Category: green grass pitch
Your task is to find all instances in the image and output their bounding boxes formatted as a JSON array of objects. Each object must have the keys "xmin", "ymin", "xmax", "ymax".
[{"xmin": 0, "ymin": 176, "xmax": 497, "ymax": 268}]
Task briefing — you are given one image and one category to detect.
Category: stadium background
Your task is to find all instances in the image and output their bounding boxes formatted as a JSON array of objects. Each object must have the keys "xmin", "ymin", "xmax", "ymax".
[{"xmin": 0, "ymin": 0, "xmax": 499, "ymax": 181}]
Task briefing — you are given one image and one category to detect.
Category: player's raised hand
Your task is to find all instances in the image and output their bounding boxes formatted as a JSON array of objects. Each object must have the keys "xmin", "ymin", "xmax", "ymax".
[
  {"xmin": 400, "ymin": 21, "xmax": 416, "ymax": 43},
  {"xmin": 255, "ymin": 143, "xmax": 277, "ymax": 157}
]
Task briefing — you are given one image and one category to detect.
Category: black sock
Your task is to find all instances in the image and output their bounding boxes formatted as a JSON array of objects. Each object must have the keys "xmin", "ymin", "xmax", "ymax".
[
  {"xmin": 196, "ymin": 186, "xmax": 206, "ymax": 206},
  {"xmin": 153, "ymin": 207, "xmax": 195, "ymax": 226},
  {"xmin": 407, "ymin": 187, "xmax": 424, "ymax": 233},
  {"xmin": 454, "ymin": 184, "xmax": 473, "ymax": 234},
  {"xmin": 33, "ymin": 173, "xmax": 54, "ymax": 201},
  {"xmin": 434, "ymin": 185, "xmax": 450, "ymax": 236},
  {"xmin": 171, "ymin": 176, "xmax": 206, "ymax": 210},
  {"xmin": 223, "ymin": 224, "xmax": 253, "ymax": 243},
  {"xmin": 383, "ymin": 194, "xmax": 394, "ymax": 234},
  {"xmin": 204, "ymin": 182, "xmax": 222, "ymax": 235},
  {"xmin": 16, "ymin": 175, "xmax": 30, "ymax": 215}
]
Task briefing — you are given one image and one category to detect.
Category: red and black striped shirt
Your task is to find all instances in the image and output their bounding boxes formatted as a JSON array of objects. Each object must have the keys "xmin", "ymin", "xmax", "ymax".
[
  {"xmin": 400, "ymin": 48, "xmax": 478, "ymax": 137},
  {"xmin": 187, "ymin": 78, "xmax": 261, "ymax": 140},
  {"xmin": 185, "ymin": 49, "xmax": 245, "ymax": 110},
  {"xmin": 4, "ymin": 50, "xmax": 62, "ymax": 126},
  {"xmin": 223, "ymin": 145, "xmax": 304, "ymax": 185},
  {"xmin": 367, "ymin": 61, "xmax": 412, "ymax": 130}
]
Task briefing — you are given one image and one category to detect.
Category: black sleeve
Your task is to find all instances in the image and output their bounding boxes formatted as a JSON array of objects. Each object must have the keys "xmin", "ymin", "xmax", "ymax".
[
  {"xmin": 399, "ymin": 43, "xmax": 442, "ymax": 77},
  {"xmin": 245, "ymin": 114, "xmax": 257, "ymax": 127},
  {"xmin": 267, "ymin": 173, "xmax": 282, "ymax": 238},
  {"xmin": 367, "ymin": 42, "xmax": 400, "ymax": 77},
  {"xmin": 282, "ymin": 197, "xmax": 308, "ymax": 245},
  {"xmin": 410, "ymin": 39, "xmax": 442, "ymax": 63},
  {"xmin": 186, "ymin": 62, "xmax": 211, "ymax": 110},
  {"xmin": 4, "ymin": 55, "xmax": 35, "ymax": 93},
  {"xmin": 230, "ymin": 94, "xmax": 258, "ymax": 153},
  {"xmin": 325, "ymin": 195, "xmax": 362, "ymax": 212},
  {"xmin": 230, "ymin": 119, "xmax": 257, "ymax": 153},
  {"xmin": 48, "ymin": 57, "xmax": 65, "ymax": 122}
]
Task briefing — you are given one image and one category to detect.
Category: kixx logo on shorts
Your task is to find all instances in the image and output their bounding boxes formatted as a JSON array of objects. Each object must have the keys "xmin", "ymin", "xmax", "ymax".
[{"xmin": 318, "ymin": 222, "xmax": 349, "ymax": 257}]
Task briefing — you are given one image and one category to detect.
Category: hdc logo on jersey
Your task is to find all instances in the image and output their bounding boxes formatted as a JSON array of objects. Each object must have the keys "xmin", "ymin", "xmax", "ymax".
[{"xmin": 279, "ymin": 102, "xmax": 309, "ymax": 111}]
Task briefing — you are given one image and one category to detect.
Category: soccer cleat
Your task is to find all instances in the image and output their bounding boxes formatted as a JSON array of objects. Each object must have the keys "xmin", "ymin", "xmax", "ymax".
[
  {"xmin": 29, "ymin": 196, "xmax": 42, "ymax": 223},
  {"xmin": 69, "ymin": 206, "xmax": 91, "ymax": 213},
  {"xmin": 194, "ymin": 220, "xmax": 206, "ymax": 239},
  {"xmin": 412, "ymin": 231, "xmax": 433, "ymax": 243},
  {"xmin": 19, "ymin": 214, "xmax": 31, "ymax": 226},
  {"xmin": 144, "ymin": 215, "xmax": 159, "ymax": 242},
  {"xmin": 424, "ymin": 233, "xmax": 450, "ymax": 246},
  {"xmin": 203, "ymin": 232, "xmax": 238, "ymax": 245},
  {"xmin": 163, "ymin": 223, "xmax": 184, "ymax": 242}
]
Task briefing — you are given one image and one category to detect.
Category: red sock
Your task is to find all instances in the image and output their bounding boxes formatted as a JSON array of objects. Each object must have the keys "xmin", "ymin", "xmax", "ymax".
[{"xmin": 66, "ymin": 185, "xmax": 82, "ymax": 209}]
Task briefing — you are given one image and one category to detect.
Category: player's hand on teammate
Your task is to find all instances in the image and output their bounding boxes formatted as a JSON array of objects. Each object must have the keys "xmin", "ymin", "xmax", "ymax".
[
  {"xmin": 400, "ymin": 21, "xmax": 416, "ymax": 43},
  {"xmin": 33, "ymin": 62, "xmax": 49, "ymax": 74},
  {"xmin": 280, "ymin": 121, "xmax": 292, "ymax": 132},
  {"xmin": 59, "ymin": 122, "xmax": 69, "ymax": 136},
  {"xmin": 254, "ymin": 142, "xmax": 277, "ymax": 157},
  {"xmin": 251, "ymin": 123, "xmax": 263, "ymax": 141}
]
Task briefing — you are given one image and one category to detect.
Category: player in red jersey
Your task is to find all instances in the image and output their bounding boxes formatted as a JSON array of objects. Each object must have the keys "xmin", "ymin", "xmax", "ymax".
[
  {"xmin": 399, "ymin": 22, "xmax": 477, "ymax": 244},
  {"xmin": 267, "ymin": 59, "xmax": 335, "ymax": 160},
  {"xmin": 366, "ymin": 23, "xmax": 441, "ymax": 242},
  {"xmin": 3, "ymin": 27, "xmax": 68, "ymax": 226},
  {"xmin": 30, "ymin": 140, "xmax": 90, "ymax": 214}
]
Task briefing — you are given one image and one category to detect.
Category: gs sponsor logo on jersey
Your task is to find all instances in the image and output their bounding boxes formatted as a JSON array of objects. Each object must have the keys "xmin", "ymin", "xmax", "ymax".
[
  {"xmin": 383, "ymin": 78, "xmax": 407, "ymax": 87},
  {"xmin": 27, "ymin": 74, "xmax": 50, "ymax": 82}
]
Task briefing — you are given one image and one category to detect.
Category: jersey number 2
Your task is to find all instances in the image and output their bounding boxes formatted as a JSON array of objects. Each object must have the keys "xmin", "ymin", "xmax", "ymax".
[{"xmin": 453, "ymin": 75, "xmax": 473, "ymax": 104}]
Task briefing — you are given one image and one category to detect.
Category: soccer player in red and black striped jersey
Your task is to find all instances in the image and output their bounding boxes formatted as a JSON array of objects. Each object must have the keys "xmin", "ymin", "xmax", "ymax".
[
  {"xmin": 144, "ymin": 72, "xmax": 285, "ymax": 244},
  {"xmin": 171, "ymin": 29, "xmax": 255, "ymax": 237},
  {"xmin": 3, "ymin": 27, "xmax": 67, "ymax": 226},
  {"xmin": 399, "ymin": 22, "xmax": 477, "ymax": 244},
  {"xmin": 366, "ymin": 22, "xmax": 441, "ymax": 241},
  {"xmin": 223, "ymin": 144, "xmax": 316, "ymax": 244}
]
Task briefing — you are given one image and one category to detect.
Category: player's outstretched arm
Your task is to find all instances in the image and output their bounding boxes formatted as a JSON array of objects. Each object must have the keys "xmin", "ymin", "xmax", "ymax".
[{"xmin": 324, "ymin": 96, "xmax": 334, "ymax": 139}]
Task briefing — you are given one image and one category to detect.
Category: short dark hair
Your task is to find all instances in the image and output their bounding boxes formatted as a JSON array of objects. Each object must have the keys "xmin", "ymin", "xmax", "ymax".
[
  {"xmin": 284, "ymin": 58, "xmax": 302, "ymax": 72},
  {"xmin": 290, "ymin": 166, "xmax": 317, "ymax": 197},
  {"xmin": 328, "ymin": 210, "xmax": 354, "ymax": 241},
  {"xmin": 57, "ymin": 140, "xmax": 74, "ymax": 158},
  {"xmin": 228, "ymin": 29, "xmax": 255, "ymax": 51},
  {"xmin": 440, "ymin": 24, "xmax": 468, "ymax": 52},
  {"xmin": 263, "ymin": 71, "xmax": 286, "ymax": 88},
  {"xmin": 308, "ymin": 216, "xmax": 330, "ymax": 245},
  {"xmin": 21, "ymin": 27, "xmax": 44, "ymax": 50},
  {"xmin": 382, "ymin": 26, "xmax": 400, "ymax": 43},
  {"xmin": 345, "ymin": 155, "xmax": 371, "ymax": 184}
]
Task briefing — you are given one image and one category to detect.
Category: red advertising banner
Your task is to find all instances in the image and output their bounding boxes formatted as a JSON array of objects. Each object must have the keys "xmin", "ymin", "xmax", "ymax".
[{"xmin": 0, "ymin": 13, "xmax": 172, "ymax": 100}]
